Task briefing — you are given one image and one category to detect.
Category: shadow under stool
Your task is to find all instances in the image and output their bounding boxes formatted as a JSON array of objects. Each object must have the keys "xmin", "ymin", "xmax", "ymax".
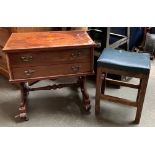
[{"xmin": 95, "ymin": 48, "xmax": 150, "ymax": 124}]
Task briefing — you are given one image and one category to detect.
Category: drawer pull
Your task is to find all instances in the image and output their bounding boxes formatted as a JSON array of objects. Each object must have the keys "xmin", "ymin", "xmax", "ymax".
[
  {"xmin": 21, "ymin": 56, "xmax": 33, "ymax": 62},
  {"xmin": 71, "ymin": 51, "xmax": 80, "ymax": 58},
  {"xmin": 24, "ymin": 69, "xmax": 35, "ymax": 76},
  {"xmin": 71, "ymin": 66, "xmax": 80, "ymax": 72}
]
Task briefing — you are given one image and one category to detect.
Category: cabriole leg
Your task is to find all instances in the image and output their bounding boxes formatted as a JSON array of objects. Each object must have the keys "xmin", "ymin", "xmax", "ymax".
[
  {"xmin": 78, "ymin": 76, "xmax": 91, "ymax": 112},
  {"xmin": 15, "ymin": 82, "xmax": 29, "ymax": 121}
]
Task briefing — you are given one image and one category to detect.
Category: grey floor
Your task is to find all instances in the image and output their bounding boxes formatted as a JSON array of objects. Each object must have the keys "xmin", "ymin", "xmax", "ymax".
[{"xmin": 0, "ymin": 61, "xmax": 155, "ymax": 127}]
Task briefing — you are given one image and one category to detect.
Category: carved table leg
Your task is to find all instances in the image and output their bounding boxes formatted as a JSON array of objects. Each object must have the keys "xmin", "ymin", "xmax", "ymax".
[
  {"xmin": 15, "ymin": 82, "xmax": 29, "ymax": 121},
  {"xmin": 78, "ymin": 76, "xmax": 91, "ymax": 112}
]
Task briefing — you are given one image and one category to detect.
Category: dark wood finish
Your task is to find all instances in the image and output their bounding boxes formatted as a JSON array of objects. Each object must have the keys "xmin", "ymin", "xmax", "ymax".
[
  {"xmin": 0, "ymin": 28, "xmax": 89, "ymax": 79},
  {"xmin": 101, "ymin": 94, "xmax": 137, "ymax": 107},
  {"xmin": 95, "ymin": 67, "xmax": 103, "ymax": 114},
  {"xmin": 8, "ymin": 48, "xmax": 90, "ymax": 67},
  {"xmin": 15, "ymin": 82, "xmax": 29, "ymax": 120},
  {"xmin": 95, "ymin": 66, "xmax": 150, "ymax": 124},
  {"xmin": 0, "ymin": 28, "xmax": 11, "ymax": 78},
  {"xmin": 78, "ymin": 76, "xmax": 91, "ymax": 111},
  {"xmin": 12, "ymin": 62, "xmax": 91, "ymax": 81},
  {"xmin": 3, "ymin": 31, "xmax": 95, "ymax": 120},
  {"xmin": 28, "ymin": 83, "xmax": 79, "ymax": 91},
  {"xmin": 3, "ymin": 31, "xmax": 94, "ymax": 52},
  {"xmin": 0, "ymin": 59, "xmax": 9, "ymax": 78},
  {"xmin": 101, "ymin": 67, "xmax": 147, "ymax": 78},
  {"xmin": 105, "ymin": 77, "xmax": 140, "ymax": 89},
  {"xmin": 135, "ymin": 76, "xmax": 149, "ymax": 123}
]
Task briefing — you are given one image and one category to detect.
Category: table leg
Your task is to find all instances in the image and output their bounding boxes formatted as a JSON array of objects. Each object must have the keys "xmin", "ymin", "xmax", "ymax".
[
  {"xmin": 78, "ymin": 76, "xmax": 91, "ymax": 112},
  {"xmin": 15, "ymin": 82, "xmax": 29, "ymax": 121}
]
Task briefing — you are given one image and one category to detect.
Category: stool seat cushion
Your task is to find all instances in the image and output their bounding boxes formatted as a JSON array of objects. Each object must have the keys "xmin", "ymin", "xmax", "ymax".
[{"xmin": 97, "ymin": 48, "xmax": 150, "ymax": 73}]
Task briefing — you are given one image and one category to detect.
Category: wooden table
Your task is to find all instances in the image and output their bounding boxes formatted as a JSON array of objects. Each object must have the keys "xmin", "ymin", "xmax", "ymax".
[{"xmin": 3, "ymin": 31, "xmax": 95, "ymax": 120}]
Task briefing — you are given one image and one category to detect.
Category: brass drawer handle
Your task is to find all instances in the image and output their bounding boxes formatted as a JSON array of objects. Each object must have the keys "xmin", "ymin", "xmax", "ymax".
[
  {"xmin": 71, "ymin": 51, "xmax": 80, "ymax": 58},
  {"xmin": 71, "ymin": 66, "xmax": 80, "ymax": 72},
  {"xmin": 24, "ymin": 69, "xmax": 35, "ymax": 76},
  {"xmin": 21, "ymin": 56, "xmax": 33, "ymax": 62}
]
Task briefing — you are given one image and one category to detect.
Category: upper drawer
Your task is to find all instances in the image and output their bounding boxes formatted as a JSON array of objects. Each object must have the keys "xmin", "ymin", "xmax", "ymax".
[{"xmin": 8, "ymin": 48, "xmax": 91, "ymax": 67}]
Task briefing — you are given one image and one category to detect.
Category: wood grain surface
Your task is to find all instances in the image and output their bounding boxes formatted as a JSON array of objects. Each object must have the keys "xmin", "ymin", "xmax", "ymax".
[{"xmin": 3, "ymin": 31, "xmax": 95, "ymax": 52}]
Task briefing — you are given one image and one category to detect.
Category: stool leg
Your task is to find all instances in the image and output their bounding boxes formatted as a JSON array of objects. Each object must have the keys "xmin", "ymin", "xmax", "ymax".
[
  {"xmin": 95, "ymin": 67, "xmax": 104, "ymax": 114},
  {"xmin": 101, "ymin": 73, "xmax": 106, "ymax": 94},
  {"xmin": 135, "ymin": 76, "xmax": 149, "ymax": 124}
]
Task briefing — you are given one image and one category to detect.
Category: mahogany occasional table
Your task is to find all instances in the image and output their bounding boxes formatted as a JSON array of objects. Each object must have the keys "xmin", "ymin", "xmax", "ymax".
[{"xmin": 3, "ymin": 31, "xmax": 95, "ymax": 120}]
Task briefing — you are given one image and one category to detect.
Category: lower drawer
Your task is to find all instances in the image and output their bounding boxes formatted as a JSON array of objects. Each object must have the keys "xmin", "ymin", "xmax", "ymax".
[{"xmin": 12, "ymin": 63, "xmax": 92, "ymax": 80}]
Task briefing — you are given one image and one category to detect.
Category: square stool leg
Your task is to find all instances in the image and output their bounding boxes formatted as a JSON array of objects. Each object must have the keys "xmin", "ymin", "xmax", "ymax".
[
  {"xmin": 95, "ymin": 67, "xmax": 103, "ymax": 114},
  {"xmin": 135, "ymin": 75, "xmax": 149, "ymax": 124}
]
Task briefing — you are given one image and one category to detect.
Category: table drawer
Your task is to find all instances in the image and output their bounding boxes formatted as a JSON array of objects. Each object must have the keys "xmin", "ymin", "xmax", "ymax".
[
  {"xmin": 12, "ymin": 62, "xmax": 92, "ymax": 80},
  {"xmin": 9, "ymin": 48, "xmax": 91, "ymax": 67}
]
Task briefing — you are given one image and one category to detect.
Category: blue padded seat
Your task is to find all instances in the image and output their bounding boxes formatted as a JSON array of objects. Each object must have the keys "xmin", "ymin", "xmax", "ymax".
[{"xmin": 97, "ymin": 48, "xmax": 150, "ymax": 73}]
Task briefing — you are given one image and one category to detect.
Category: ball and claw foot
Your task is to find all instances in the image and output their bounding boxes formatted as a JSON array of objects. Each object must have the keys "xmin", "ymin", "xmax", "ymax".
[
  {"xmin": 15, "ymin": 113, "xmax": 29, "ymax": 121},
  {"xmin": 83, "ymin": 100, "xmax": 91, "ymax": 114},
  {"xmin": 84, "ymin": 104, "xmax": 91, "ymax": 111}
]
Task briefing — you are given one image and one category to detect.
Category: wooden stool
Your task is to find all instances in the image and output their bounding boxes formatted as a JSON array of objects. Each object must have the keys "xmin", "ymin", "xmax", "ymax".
[{"xmin": 95, "ymin": 48, "xmax": 150, "ymax": 124}]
